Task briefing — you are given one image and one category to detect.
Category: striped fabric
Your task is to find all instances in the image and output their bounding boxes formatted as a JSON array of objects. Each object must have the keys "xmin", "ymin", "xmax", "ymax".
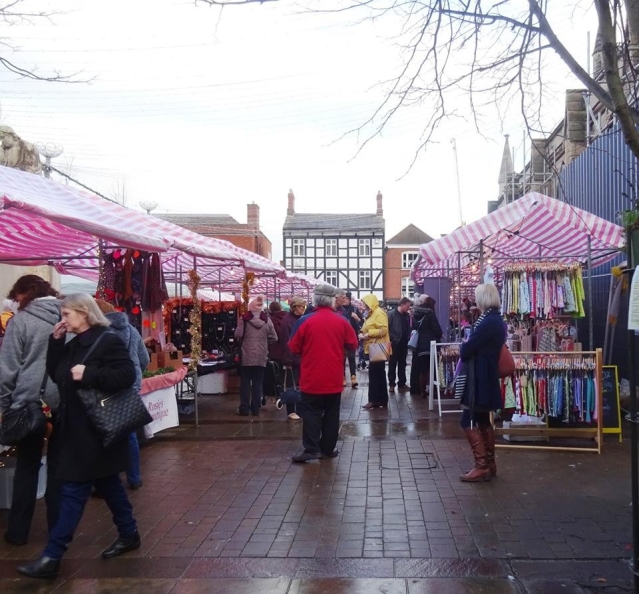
[
  {"xmin": 0, "ymin": 165, "xmax": 318, "ymax": 297},
  {"xmin": 414, "ymin": 193, "xmax": 623, "ymax": 279}
]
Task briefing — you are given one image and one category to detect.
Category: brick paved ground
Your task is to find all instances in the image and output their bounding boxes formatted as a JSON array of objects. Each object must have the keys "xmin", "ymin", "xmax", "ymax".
[{"xmin": 0, "ymin": 368, "xmax": 635, "ymax": 592}]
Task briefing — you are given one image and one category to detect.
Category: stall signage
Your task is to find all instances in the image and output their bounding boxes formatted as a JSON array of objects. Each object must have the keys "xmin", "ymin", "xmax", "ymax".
[{"xmin": 141, "ymin": 386, "xmax": 179, "ymax": 437}]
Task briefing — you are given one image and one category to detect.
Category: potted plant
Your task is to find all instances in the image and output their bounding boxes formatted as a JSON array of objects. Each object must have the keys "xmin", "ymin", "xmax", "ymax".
[{"xmin": 620, "ymin": 207, "xmax": 639, "ymax": 268}]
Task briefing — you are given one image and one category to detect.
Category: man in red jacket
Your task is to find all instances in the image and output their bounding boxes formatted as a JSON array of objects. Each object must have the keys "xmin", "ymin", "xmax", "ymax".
[{"xmin": 288, "ymin": 283, "xmax": 358, "ymax": 462}]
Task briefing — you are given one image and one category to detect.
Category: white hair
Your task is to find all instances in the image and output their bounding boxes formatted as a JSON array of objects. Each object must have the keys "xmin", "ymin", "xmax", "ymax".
[
  {"xmin": 61, "ymin": 293, "xmax": 110, "ymax": 327},
  {"xmin": 313, "ymin": 294, "xmax": 336, "ymax": 308}
]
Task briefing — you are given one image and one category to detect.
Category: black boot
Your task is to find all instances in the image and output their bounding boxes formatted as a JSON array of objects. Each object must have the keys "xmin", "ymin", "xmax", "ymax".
[
  {"xmin": 16, "ymin": 556, "xmax": 60, "ymax": 579},
  {"xmin": 101, "ymin": 531, "xmax": 141, "ymax": 559}
]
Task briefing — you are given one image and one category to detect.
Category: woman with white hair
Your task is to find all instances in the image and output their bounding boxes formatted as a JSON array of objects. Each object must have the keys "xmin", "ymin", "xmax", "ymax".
[
  {"xmin": 458, "ymin": 284, "xmax": 504, "ymax": 483},
  {"xmin": 17, "ymin": 294, "xmax": 139, "ymax": 580}
]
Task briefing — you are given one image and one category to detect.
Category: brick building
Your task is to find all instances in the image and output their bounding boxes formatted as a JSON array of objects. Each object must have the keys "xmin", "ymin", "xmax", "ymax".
[
  {"xmin": 157, "ymin": 203, "xmax": 272, "ymax": 259},
  {"xmin": 384, "ymin": 224, "xmax": 434, "ymax": 306}
]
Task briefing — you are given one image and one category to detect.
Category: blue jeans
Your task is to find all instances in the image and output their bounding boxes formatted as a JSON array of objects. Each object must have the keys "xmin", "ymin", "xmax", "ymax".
[
  {"xmin": 44, "ymin": 474, "xmax": 137, "ymax": 560},
  {"xmin": 239, "ymin": 366, "xmax": 265, "ymax": 414},
  {"xmin": 126, "ymin": 432, "xmax": 141, "ymax": 487}
]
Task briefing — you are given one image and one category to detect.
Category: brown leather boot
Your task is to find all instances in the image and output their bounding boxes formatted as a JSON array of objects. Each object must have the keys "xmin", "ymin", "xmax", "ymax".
[
  {"xmin": 479, "ymin": 423, "xmax": 497, "ymax": 477},
  {"xmin": 460, "ymin": 427, "xmax": 492, "ymax": 482}
]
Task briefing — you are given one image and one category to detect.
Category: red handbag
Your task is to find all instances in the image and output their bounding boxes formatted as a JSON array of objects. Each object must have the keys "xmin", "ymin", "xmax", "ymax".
[{"xmin": 498, "ymin": 344, "xmax": 515, "ymax": 378}]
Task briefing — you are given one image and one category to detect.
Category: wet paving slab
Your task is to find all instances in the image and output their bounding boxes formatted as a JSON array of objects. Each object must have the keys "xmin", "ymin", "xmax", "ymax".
[{"xmin": 0, "ymin": 368, "xmax": 635, "ymax": 592}]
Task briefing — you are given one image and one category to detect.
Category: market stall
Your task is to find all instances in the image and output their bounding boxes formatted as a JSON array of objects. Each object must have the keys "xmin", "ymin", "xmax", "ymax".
[
  {"xmin": 412, "ymin": 193, "xmax": 623, "ymax": 451},
  {"xmin": 0, "ymin": 165, "xmax": 323, "ymax": 426}
]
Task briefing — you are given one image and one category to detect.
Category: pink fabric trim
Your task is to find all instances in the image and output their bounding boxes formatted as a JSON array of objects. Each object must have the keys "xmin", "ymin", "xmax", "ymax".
[{"xmin": 140, "ymin": 366, "xmax": 188, "ymax": 395}]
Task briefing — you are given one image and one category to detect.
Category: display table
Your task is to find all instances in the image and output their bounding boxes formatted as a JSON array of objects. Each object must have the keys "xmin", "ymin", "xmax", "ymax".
[{"xmin": 140, "ymin": 367, "xmax": 187, "ymax": 438}]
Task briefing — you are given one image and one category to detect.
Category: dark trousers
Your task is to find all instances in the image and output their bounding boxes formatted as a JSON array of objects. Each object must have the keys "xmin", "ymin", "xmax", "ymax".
[
  {"xmin": 7, "ymin": 429, "xmax": 61, "ymax": 543},
  {"xmin": 410, "ymin": 352, "xmax": 420, "ymax": 395},
  {"xmin": 368, "ymin": 362, "xmax": 389, "ymax": 405},
  {"xmin": 44, "ymin": 474, "xmax": 137, "ymax": 560},
  {"xmin": 299, "ymin": 393, "xmax": 341, "ymax": 456},
  {"xmin": 239, "ymin": 365, "xmax": 265, "ymax": 413},
  {"xmin": 283, "ymin": 366, "xmax": 300, "ymax": 415},
  {"xmin": 387, "ymin": 343, "xmax": 408, "ymax": 386},
  {"xmin": 344, "ymin": 351, "xmax": 357, "ymax": 377}
]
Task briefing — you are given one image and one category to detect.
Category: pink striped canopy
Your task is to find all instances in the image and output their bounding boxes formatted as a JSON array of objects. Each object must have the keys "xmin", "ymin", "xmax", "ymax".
[
  {"xmin": 0, "ymin": 165, "xmax": 317, "ymax": 296},
  {"xmin": 413, "ymin": 193, "xmax": 624, "ymax": 279}
]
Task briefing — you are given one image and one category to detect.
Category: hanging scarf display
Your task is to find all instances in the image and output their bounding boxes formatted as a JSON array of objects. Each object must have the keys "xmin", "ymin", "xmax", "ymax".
[
  {"xmin": 437, "ymin": 345, "xmax": 460, "ymax": 393},
  {"xmin": 500, "ymin": 263, "xmax": 585, "ymax": 319}
]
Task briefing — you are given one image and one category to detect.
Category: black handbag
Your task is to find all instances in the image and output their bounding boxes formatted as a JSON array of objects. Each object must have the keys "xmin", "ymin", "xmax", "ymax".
[
  {"xmin": 77, "ymin": 332, "xmax": 153, "ymax": 448},
  {"xmin": 0, "ymin": 371, "xmax": 48, "ymax": 446},
  {"xmin": 277, "ymin": 367, "xmax": 301, "ymax": 405}
]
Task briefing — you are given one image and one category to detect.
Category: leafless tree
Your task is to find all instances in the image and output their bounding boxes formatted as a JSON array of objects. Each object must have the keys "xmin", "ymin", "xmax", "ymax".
[
  {"xmin": 111, "ymin": 176, "xmax": 128, "ymax": 206},
  {"xmin": 0, "ymin": 0, "xmax": 82, "ymax": 81},
  {"xmin": 198, "ymin": 0, "xmax": 639, "ymax": 165}
]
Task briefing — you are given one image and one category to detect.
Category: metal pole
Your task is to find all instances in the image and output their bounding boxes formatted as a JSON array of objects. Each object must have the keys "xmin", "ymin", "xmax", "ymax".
[
  {"xmin": 626, "ymin": 235, "xmax": 639, "ymax": 594},
  {"xmin": 587, "ymin": 236, "xmax": 594, "ymax": 351},
  {"xmin": 479, "ymin": 239, "xmax": 484, "ymax": 280},
  {"xmin": 457, "ymin": 251, "xmax": 462, "ymax": 342}
]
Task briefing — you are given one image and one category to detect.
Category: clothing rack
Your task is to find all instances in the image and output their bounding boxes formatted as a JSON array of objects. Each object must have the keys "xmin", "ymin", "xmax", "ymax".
[
  {"xmin": 428, "ymin": 341, "xmax": 463, "ymax": 416},
  {"xmin": 494, "ymin": 349, "xmax": 603, "ymax": 454}
]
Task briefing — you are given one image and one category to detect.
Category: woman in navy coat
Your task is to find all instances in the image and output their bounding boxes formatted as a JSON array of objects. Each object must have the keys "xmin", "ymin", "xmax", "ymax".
[{"xmin": 459, "ymin": 284, "xmax": 504, "ymax": 482}]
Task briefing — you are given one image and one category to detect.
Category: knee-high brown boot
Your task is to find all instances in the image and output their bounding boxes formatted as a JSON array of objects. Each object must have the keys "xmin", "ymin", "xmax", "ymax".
[
  {"xmin": 460, "ymin": 428, "xmax": 491, "ymax": 482},
  {"xmin": 479, "ymin": 423, "xmax": 497, "ymax": 477}
]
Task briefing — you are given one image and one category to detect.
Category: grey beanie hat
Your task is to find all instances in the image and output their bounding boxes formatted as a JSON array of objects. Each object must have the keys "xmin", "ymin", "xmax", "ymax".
[{"xmin": 314, "ymin": 283, "xmax": 336, "ymax": 297}]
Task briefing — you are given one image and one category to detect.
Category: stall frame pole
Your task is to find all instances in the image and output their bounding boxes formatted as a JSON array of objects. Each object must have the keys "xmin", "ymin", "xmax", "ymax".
[{"xmin": 625, "ymin": 234, "xmax": 639, "ymax": 592}]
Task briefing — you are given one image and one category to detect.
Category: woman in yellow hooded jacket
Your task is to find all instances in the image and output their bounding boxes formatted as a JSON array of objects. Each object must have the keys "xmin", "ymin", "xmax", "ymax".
[{"xmin": 359, "ymin": 294, "xmax": 390, "ymax": 409}]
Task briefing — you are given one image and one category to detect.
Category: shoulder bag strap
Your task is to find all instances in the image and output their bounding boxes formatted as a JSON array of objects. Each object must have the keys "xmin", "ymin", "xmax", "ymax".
[{"xmin": 80, "ymin": 331, "xmax": 111, "ymax": 365}]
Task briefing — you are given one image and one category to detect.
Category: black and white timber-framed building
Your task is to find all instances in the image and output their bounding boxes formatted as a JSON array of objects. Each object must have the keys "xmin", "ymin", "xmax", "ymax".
[{"xmin": 282, "ymin": 190, "xmax": 385, "ymax": 301}]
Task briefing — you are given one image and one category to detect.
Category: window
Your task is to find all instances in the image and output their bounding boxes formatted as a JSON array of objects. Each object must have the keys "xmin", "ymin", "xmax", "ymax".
[
  {"xmin": 292, "ymin": 258, "xmax": 305, "ymax": 270},
  {"xmin": 325, "ymin": 239, "xmax": 337, "ymax": 257},
  {"xmin": 401, "ymin": 277, "xmax": 415, "ymax": 298},
  {"xmin": 325, "ymin": 270, "xmax": 338, "ymax": 286},
  {"xmin": 402, "ymin": 251, "xmax": 419, "ymax": 269},
  {"xmin": 358, "ymin": 238, "xmax": 371, "ymax": 256},
  {"xmin": 293, "ymin": 239, "xmax": 305, "ymax": 257},
  {"xmin": 359, "ymin": 270, "xmax": 371, "ymax": 290}
]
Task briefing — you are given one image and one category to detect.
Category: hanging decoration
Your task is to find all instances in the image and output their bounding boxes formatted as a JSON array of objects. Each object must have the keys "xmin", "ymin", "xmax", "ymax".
[
  {"xmin": 187, "ymin": 270, "xmax": 202, "ymax": 371},
  {"xmin": 241, "ymin": 272, "xmax": 255, "ymax": 314}
]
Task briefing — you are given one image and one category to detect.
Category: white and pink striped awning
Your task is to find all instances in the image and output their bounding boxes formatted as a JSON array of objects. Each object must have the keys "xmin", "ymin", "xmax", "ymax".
[
  {"xmin": 413, "ymin": 193, "xmax": 624, "ymax": 279},
  {"xmin": 0, "ymin": 165, "xmax": 318, "ymax": 296}
]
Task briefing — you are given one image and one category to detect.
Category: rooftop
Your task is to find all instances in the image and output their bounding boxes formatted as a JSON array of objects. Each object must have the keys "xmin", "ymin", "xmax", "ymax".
[
  {"xmin": 283, "ymin": 213, "xmax": 385, "ymax": 232},
  {"xmin": 387, "ymin": 223, "xmax": 434, "ymax": 245}
]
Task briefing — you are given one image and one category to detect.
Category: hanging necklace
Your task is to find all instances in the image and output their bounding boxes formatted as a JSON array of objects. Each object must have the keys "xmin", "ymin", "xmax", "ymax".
[{"xmin": 214, "ymin": 322, "xmax": 227, "ymax": 343}]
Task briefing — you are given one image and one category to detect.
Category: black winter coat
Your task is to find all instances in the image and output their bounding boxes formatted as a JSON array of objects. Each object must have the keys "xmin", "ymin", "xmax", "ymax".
[
  {"xmin": 412, "ymin": 306, "xmax": 443, "ymax": 355},
  {"xmin": 47, "ymin": 326, "xmax": 136, "ymax": 482}
]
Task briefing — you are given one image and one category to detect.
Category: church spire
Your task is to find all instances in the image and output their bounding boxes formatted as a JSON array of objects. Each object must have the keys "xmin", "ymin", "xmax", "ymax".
[{"xmin": 498, "ymin": 135, "xmax": 513, "ymax": 194}]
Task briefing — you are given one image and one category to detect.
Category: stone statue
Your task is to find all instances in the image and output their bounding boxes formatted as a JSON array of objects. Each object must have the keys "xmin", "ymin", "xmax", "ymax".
[{"xmin": 0, "ymin": 126, "xmax": 42, "ymax": 174}]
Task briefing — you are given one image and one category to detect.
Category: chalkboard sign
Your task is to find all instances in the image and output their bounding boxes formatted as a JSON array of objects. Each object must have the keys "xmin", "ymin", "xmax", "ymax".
[{"xmin": 602, "ymin": 365, "xmax": 622, "ymax": 438}]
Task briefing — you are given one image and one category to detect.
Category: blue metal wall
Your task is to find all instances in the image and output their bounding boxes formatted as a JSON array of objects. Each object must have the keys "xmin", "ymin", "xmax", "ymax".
[{"xmin": 559, "ymin": 123, "xmax": 637, "ymax": 377}]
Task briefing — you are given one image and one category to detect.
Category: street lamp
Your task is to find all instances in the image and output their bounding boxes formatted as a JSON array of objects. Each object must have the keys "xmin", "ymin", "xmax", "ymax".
[{"xmin": 139, "ymin": 200, "xmax": 159, "ymax": 215}]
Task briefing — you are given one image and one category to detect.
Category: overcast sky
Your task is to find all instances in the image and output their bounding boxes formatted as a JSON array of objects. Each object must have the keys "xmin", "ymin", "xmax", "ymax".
[{"xmin": 1, "ymin": 0, "xmax": 597, "ymax": 262}]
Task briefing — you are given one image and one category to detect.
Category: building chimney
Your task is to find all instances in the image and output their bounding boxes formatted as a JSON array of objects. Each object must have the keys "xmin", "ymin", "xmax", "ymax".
[
  {"xmin": 376, "ymin": 190, "xmax": 383, "ymax": 216},
  {"xmin": 247, "ymin": 202, "xmax": 259, "ymax": 230},
  {"xmin": 287, "ymin": 189, "xmax": 295, "ymax": 215}
]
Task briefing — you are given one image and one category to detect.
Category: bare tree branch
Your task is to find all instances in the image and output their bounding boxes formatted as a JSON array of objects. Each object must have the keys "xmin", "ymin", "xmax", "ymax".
[
  {"xmin": 197, "ymin": 0, "xmax": 278, "ymax": 5},
  {"xmin": 196, "ymin": 0, "xmax": 639, "ymax": 165}
]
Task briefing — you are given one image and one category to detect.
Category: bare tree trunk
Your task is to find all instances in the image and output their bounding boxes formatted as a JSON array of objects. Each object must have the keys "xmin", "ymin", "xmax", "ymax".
[
  {"xmin": 595, "ymin": 0, "xmax": 639, "ymax": 160},
  {"xmin": 626, "ymin": 0, "xmax": 639, "ymax": 65}
]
